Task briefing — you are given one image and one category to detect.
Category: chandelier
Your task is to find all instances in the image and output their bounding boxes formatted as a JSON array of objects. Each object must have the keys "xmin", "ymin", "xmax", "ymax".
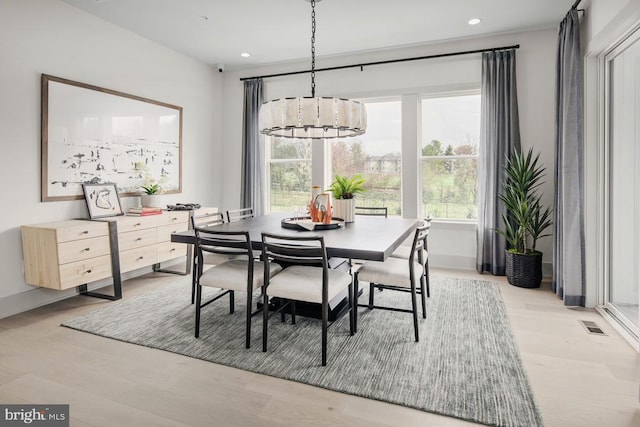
[{"xmin": 259, "ymin": 0, "xmax": 367, "ymax": 139}]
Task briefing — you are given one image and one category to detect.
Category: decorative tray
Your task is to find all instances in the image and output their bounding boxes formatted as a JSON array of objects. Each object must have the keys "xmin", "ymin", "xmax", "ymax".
[{"xmin": 281, "ymin": 217, "xmax": 345, "ymax": 231}]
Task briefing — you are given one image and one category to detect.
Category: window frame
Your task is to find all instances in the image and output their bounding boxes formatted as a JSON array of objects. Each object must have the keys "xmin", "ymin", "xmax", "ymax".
[
  {"xmin": 265, "ymin": 136, "xmax": 312, "ymax": 213},
  {"xmin": 419, "ymin": 89, "xmax": 481, "ymax": 223}
]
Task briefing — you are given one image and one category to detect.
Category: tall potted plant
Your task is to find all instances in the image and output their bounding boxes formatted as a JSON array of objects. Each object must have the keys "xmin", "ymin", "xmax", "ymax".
[
  {"xmin": 495, "ymin": 148, "xmax": 552, "ymax": 288},
  {"xmin": 327, "ymin": 174, "xmax": 366, "ymax": 222}
]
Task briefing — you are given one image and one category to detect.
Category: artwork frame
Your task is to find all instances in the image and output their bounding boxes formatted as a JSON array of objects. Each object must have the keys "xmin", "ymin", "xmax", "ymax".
[
  {"xmin": 41, "ymin": 74, "xmax": 183, "ymax": 202},
  {"xmin": 82, "ymin": 183, "xmax": 124, "ymax": 219}
]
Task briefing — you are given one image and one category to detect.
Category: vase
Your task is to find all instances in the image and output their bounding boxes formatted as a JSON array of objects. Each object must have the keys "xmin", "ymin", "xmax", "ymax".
[
  {"xmin": 141, "ymin": 194, "xmax": 163, "ymax": 208},
  {"xmin": 505, "ymin": 250, "xmax": 542, "ymax": 288},
  {"xmin": 332, "ymin": 198, "xmax": 355, "ymax": 222}
]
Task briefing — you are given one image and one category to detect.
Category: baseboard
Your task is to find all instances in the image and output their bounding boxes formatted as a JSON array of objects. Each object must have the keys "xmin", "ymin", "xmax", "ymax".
[
  {"xmin": 0, "ymin": 259, "xmax": 186, "ymax": 320},
  {"xmin": 429, "ymin": 254, "xmax": 476, "ymax": 271},
  {"xmin": 430, "ymin": 256, "xmax": 553, "ymax": 279}
]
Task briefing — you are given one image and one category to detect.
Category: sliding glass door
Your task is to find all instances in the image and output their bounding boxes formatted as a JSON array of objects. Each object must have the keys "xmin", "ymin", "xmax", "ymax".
[{"xmin": 605, "ymin": 26, "xmax": 640, "ymax": 337}]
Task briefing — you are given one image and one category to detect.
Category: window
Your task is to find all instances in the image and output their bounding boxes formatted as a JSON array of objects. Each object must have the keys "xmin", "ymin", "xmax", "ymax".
[
  {"xmin": 266, "ymin": 137, "xmax": 312, "ymax": 212},
  {"xmin": 421, "ymin": 93, "xmax": 480, "ymax": 220},
  {"xmin": 330, "ymin": 99, "xmax": 402, "ymax": 215}
]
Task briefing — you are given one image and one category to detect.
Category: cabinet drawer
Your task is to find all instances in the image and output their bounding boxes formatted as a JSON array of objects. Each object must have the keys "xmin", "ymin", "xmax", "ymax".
[
  {"xmin": 58, "ymin": 255, "xmax": 113, "ymax": 290},
  {"xmin": 116, "ymin": 215, "xmax": 160, "ymax": 233},
  {"xmin": 119, "ymin": 246, "xmax": 157, "ymax": 273},
  {"xmin": 157, "ymin": 223, "xmax": 189, "ymax": 242},
  {"xmin": 157, "ymin": 242, "xmax": 187, "ymax": 263},
  {"xmin": 56, "ymin": 221, "xmax": 108, "ymax": 243},
  {"xmin": 118, "ymin": 229, "xmax": 157, "ymax": 251},
  {"xmin": 58, "ymin": 236, "xmax": 111, "ymax": 264},
  {"xmin": 158, "ymin": 211, "xmax": 189, "ymax": 226}
]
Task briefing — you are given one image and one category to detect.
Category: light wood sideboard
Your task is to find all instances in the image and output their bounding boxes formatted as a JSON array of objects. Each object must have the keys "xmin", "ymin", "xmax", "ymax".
[
  {"xmin": 20, "ymin": 208, "xmax": 214, "ymax": 300},
  {"xmin": 21, "ymin": 220, "xmax": 113, "ymax": 290}
]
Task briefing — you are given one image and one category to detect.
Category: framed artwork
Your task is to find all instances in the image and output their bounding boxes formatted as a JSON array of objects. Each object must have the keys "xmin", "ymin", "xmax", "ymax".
[
  {"xmin": 82, "ymin": 183, "xmax": 124, "ymax": 219},
  {"xmin": 41, "ymin": 74, "xmax": 183, "ymax": 202}
]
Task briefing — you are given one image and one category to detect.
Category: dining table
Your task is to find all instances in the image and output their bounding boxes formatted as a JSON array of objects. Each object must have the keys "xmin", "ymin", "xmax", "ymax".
[{"xmin": 171, "ymin": 212, "xmax": 419, "ymax": 324}]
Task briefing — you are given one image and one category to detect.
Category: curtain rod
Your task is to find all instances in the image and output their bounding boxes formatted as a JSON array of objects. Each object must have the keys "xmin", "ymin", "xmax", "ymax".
[
  {"xmin": 571, "ymin": 0, "xmax": 582, "ymax": 9},
  {"xmin": 239, "ymin": 44, "xmax": 520, "ymax": 81}
]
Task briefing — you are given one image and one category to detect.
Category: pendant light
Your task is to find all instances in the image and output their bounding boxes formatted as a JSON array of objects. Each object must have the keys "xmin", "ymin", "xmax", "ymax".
[{"xmin": 259, "ymin": 0, "xmax": 367, "ymax": 139}]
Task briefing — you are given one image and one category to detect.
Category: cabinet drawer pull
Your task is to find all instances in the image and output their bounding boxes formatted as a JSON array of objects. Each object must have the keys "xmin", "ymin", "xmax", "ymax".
[
  {"xmin": 83, "ymin": 247, "xmax": 91, "ymax": 252},
  {"xmin": 170, "ymin": 248, "xmax": 176, "ymax": 252},
  {"xmin": 82, "ymin": 230, "xmax": 89, "ymax": 234},
  {"xmin": 86, "ymin": 269, "xmax": 92, "ymax": 274},
  {"xmin": 135, "ymin": 222, "xmax": 142, "ymax": 226},
  {"xmin": 135, "ymin": 238, "xmax": 143, "ymax": 242},
  {"xmin": 171, "ymin": 217, "xmax": 178, "ymax": 222},
  {"xmin": 137, "ymin": 256, "xmax": 144, "ymax": 260}
]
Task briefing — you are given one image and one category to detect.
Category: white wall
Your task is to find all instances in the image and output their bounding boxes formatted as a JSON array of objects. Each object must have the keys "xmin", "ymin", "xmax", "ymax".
[
  {"xmin": 0, "ymin": 0, "xmax": 223, "ymax": 317},
  {"xmin": 221, "ymin": 29, "xmax": 559, "ymax": 272}
]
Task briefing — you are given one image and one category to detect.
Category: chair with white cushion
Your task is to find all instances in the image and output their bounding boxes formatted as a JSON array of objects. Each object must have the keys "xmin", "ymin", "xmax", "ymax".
[
  {"xmin": 189, "ymin": 212, "xmax": 227, "ymax": 304},
  {"xmin": 226, "ymin": 207, "xmax": 254, "ymax": 223},
  {"xmin": 355, "ymin": 206, "xmax": 388, "ymax": 217},
  {"xmin": 193, "ymin": 227, "xmax": 282, "ymax": 348},
  {"xmin": 261, "ymin": 233, "xmax": 354, "ymax": 366},
  {"xmin": 354, "ymin": 222, "xmax": 429, "ymax": 341},
  {"xmin": 391, "ymin": 217, "xmax": 432, "ymax": 304}
]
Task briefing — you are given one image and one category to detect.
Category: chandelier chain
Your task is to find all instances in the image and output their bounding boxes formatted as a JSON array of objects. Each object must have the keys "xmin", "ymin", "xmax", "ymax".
[{"xmin": 311, "ymin": 0, "xmax": 316, "ymax": 97}]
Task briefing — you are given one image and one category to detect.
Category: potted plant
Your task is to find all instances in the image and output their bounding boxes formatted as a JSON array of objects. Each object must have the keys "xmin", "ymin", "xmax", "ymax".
[
  {"xmin": 136, "ymin": 162, "xmax": 165, "ymax": 208},
  {"xmin": 495, "ymin": 148, "xmax": 552, "ymax": 288},
  {"xmin": 327, "ymin": 174, "xmax": 366, "ymax": 222}
]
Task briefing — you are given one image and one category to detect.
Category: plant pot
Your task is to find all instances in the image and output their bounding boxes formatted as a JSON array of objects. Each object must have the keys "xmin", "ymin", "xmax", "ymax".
[
  {"xmin": 505, "ymin": 250, "xmax": 542, "ymax": 288},
  {"xmin": 332, "ymin": 198, "xmax": 355, "ymax": 222},
  {"xmin": 141, "ymin": 194, "xmax": 163, "ymax": 208}
]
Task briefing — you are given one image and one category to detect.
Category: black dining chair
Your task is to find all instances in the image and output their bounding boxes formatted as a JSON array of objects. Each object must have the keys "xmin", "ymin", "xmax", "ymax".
[
  {"xmin": 391, "ymin": 217, "xmax": 432, "ymax": 298},
  {"xmin": 193, "ymin": 227, "xmax": 282, "ymax": 348},
  {"xmin": 189, "ymin": 212, "xmax": 227, "ymax": 304},
  {"xmin": 353, "ymin": 222, "xmax": 429, "ymax": 341},
  {"xmin": 261, "ymin": 232, "xmax": 354, "ymax": 366},
  {"xmin": 355, "ymin": 206, "xmax": 388, "ymax": 217},
  {"xmin": 226, "ymin": 207, "xmax": 254, "ymax": 223}
]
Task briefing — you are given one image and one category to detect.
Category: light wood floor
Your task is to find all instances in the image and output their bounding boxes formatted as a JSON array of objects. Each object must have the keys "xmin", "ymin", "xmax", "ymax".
[{"xmin": 0, "ymin": 269, "xmax": 638, "ymax": 427}]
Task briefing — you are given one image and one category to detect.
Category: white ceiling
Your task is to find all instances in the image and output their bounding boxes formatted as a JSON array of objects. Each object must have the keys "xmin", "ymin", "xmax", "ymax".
[{"xmin": 61, "ymin": 0, "xmax": 576, "ymax": 70}]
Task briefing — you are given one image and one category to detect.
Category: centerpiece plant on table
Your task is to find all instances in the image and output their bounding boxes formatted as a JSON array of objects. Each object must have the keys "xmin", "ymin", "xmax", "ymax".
[{"xmin": 327, "ymin": 174, "xmax": 367, "ymax": 223}]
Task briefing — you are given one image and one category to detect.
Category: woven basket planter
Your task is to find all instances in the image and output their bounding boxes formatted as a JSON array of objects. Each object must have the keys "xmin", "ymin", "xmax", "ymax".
[{"xmin": 505, "ymin": 251, "xmax": 542, "ymax": 288}]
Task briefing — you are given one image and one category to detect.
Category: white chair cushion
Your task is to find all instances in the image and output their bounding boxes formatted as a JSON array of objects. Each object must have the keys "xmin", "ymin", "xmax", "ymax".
[
  {"xmin": 266, "ymin": 265, "xmax": 352, "ymax": 304},
  {"xmin": 390, "ymin": 246, "xmax": 428, "ymax": 262},
  {"xmin": 199, "ymin": 260, "xmax": 282, "ymax": 292},
  {"xmin": 357, "ymin": 257, "xmax": 423, "ymax": 288}
]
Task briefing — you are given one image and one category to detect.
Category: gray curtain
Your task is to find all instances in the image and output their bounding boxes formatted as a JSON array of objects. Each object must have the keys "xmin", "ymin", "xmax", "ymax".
[
  {"xmin": 241, "ymin": 79, "xmax": 265, "ymax": 216},
  {"xmin": 553, "ymin": 9, "xmax": 585, "ymax": 306},
  {"xmin": 476, "ymin": 50, "xmax": 521, "ymax": 275}
]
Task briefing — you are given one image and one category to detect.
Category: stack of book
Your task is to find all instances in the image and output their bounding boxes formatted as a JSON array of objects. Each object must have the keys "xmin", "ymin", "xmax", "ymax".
[{"xmin": 126, "ymin": 207, "xmax": 163, "ymax": 216}]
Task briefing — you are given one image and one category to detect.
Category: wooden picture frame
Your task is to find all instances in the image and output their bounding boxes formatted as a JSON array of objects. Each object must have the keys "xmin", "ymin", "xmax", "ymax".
[
  {"xmin": 41, "ymin": 74, "xmax": 183, "ymax": 201},
  {"xmin": 82, "ymin": 183, "xmax": 124, "ymax": 219}
]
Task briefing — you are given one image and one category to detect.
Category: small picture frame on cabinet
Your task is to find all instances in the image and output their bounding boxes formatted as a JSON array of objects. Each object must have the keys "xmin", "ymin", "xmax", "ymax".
[{"xmin": 82, "ymin": 182, "xmax": 124, "ymax": 219}]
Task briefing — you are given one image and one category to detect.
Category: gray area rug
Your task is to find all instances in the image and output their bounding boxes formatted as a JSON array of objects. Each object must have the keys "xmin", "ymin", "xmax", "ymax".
[{"xmin": 62, "ymin": 277, "xmax": 543, "ymax": 427}]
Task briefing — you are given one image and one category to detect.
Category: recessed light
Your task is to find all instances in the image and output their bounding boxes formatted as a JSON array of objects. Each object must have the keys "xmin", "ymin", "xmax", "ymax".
[
  {"xmin": 468, "ymin": 18, "xmax": 481, "ymax": 25},
  {"xmin": 240, "ymin": 52, "xmax": 250, "ymax": 58}
]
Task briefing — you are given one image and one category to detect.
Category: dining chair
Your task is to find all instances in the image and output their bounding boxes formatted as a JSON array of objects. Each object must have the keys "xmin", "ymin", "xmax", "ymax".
[
  {"xmin": 391, "ymin": 217, "xmax": 432, "ymax": 299},
  {"xmin": 188, "ymin": 212, "xmax": 227, "ymax": 304},
  {"xmin": 353, "ymin": 222, "xmax": 429, "ymax": 341},
  {"xmin": 355, "ymin": 206, "xmax": 388, "ymax": 217},
  {"xmin": 261, "ymin": 232, "xmax": 354, "ymax": 366},
  {"xmin": 193, "ymin": 227, "xmax": 282, "ymax": 348},
  {"xmin": 226, "ymin": 207, "xmax": 254, "ymax": 223}
]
